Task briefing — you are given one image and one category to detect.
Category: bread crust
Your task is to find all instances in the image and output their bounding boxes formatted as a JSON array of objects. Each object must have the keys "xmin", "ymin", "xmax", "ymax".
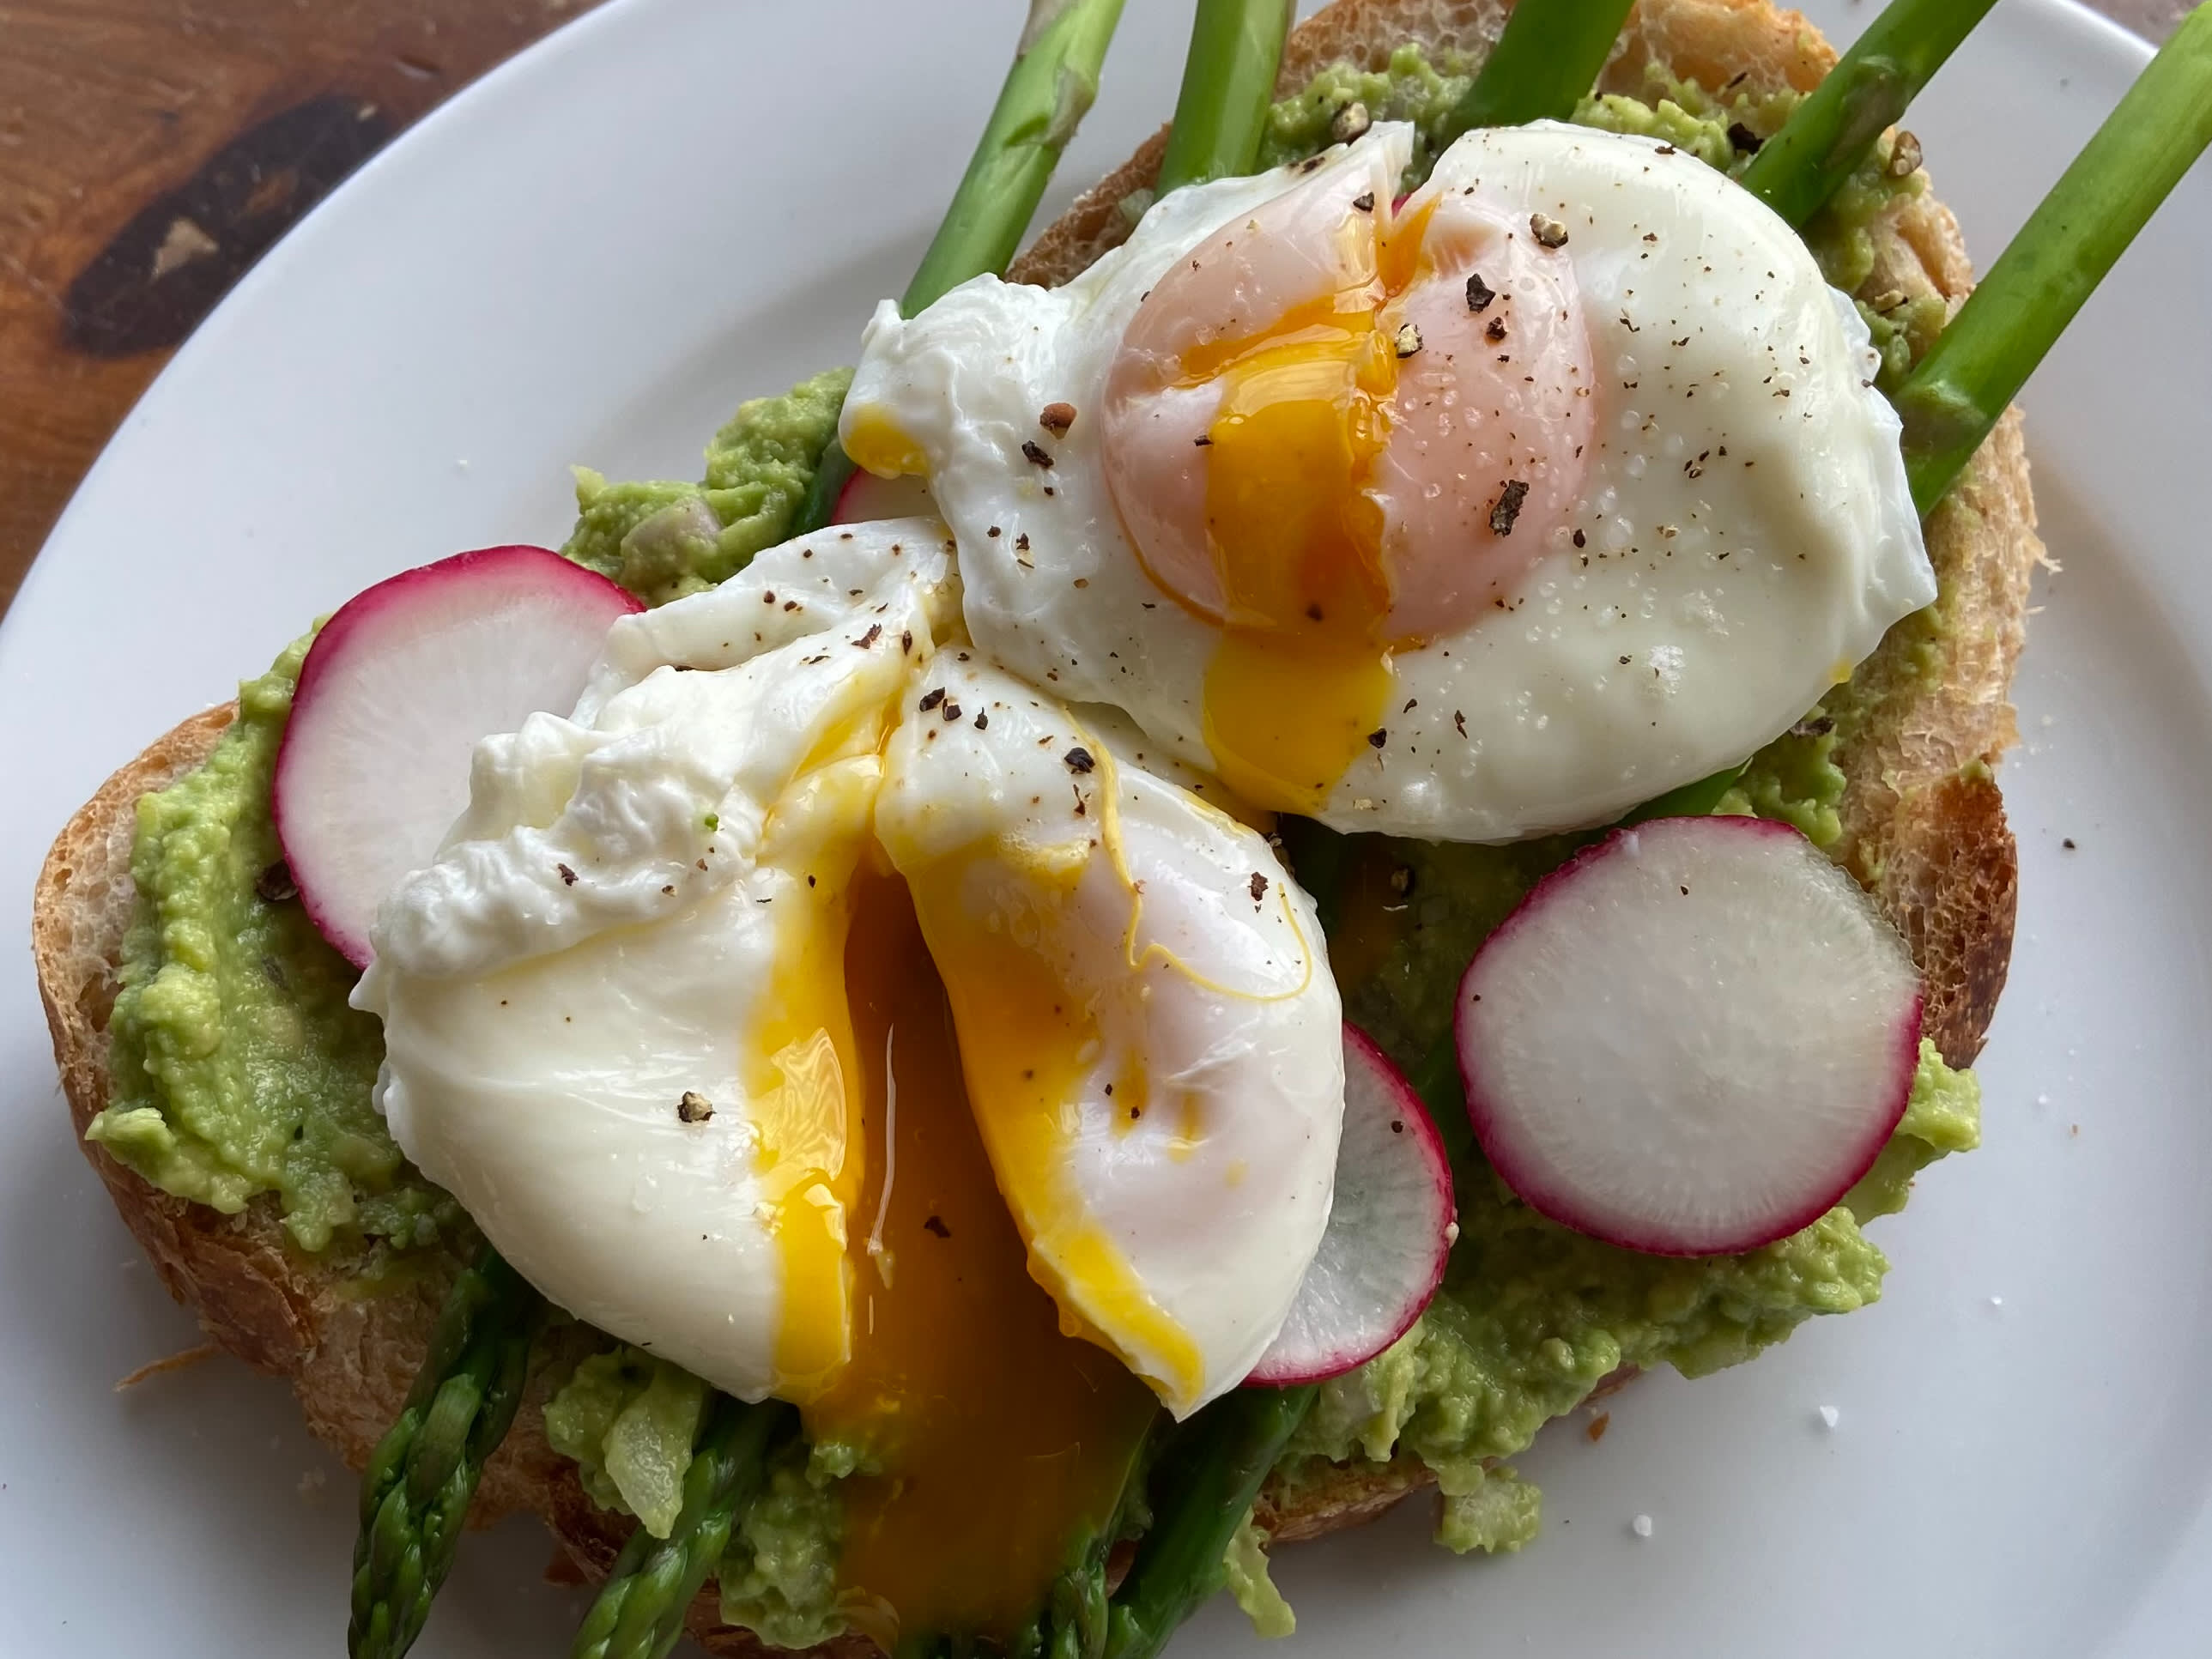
[{"xmin": 33, "ymin": 0, "xmax": 2038, "ymax": 1648}]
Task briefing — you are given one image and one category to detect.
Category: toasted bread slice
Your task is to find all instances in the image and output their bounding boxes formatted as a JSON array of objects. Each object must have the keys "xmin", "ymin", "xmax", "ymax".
[{"xmin": 32, "ymin": 0, "xmax": 2039, "ymax": 1650}]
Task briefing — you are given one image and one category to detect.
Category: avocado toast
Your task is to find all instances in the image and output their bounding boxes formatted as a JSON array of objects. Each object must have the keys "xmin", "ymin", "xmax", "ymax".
[{"xmin": 33, "ymin": 0, "xmax": 2125, "ymax": 1650}]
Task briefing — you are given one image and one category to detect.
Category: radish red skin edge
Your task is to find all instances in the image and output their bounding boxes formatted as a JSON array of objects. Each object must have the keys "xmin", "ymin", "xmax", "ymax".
[
  {"xmin": 272, "ymin": 546, "xmax": 642, "ymax": 967},
  {"xmin": 1455, "ymin": 816, "xmax": 1924, "ymax": 1259},
  {"xmin": 832, "ymin": 468, "xmax": 935, "ymax": 524},
  {"xmin": 1245, "ymin": 1023, "xmax": 1457, "ymax": 1387}
]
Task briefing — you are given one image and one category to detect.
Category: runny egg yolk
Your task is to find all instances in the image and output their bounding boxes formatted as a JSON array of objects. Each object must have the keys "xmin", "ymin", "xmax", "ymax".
[
  {"xmin": 1103, "ymin": 173, "xmax": 1597, "ymax": 814},
  {"xmin": 807, "ymin": 871, "xmax": 1157, "ymax": 1647},
  {"xmin": 1171, "ymin": 200, "xmax": 1432, "ymax": 810}
]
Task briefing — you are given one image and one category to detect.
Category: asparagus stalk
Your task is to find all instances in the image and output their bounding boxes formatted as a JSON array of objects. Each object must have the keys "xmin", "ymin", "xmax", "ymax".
[
  {"xmin": 1899, "ymin": 2, "xmax": 2212, "ymax": 512},
  {"xmin": 570, "ymin": 1397, "xmax": 799, "ymax": 1659},
  {"xmin": 1445, "ymin": 0, "xmax": 1639, "ymax": 136},
  {"xmin": 798, "ymin": 0, "xmax": 1129, "ymax": 530},
  {"xmin": 1102, "ymin": 1385, "xmax": 1318, "ymax": 1659},
  {"xmin": 348, "ymin": 1245, "xmax": 546, "ymax": 1659},
  {"xmin": 1740, "ymin": 0, "xmax": 2000, "ymax": 230},
  {"xmin": 1154, "ymin": 0, "xmax": 1295, "ymax": 194}
]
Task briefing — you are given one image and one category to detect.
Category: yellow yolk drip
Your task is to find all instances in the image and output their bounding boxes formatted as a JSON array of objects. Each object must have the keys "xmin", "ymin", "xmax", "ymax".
[
  {"xmin": 898, "ymin": 845, "xmax": 1208, "ymax": 1406},
  {"xmin": 1172, "ymin": 200, "xmax": 1438, "ymax": 812},
  {"xmin": 844, "ymin": 407, "xmax": 928, "ymax": 479},
  {"xmin": 752, "ymin": 717, "xmax": 894, "ymax": 1396},
  {"xmin": 809, "ymin": 874, "xmax": 1158, "ymax": 1647}
]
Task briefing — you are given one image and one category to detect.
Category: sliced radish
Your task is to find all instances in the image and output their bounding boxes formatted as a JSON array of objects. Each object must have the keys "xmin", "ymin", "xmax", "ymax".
[
  {"xmin": 1247, "ymin": 1025, "xmax": 1456, "ymax": 1385},
  {"xmin": 832, "ymin": 467, "xmax": 934, "ymax": 524},
  {"xmin": 272, "ymin": 546, "xmax": 641, "ymax": 966},
  {"xmin": 1456, "ymin": 816, "xmax": 1922, "ymax": 1257}
]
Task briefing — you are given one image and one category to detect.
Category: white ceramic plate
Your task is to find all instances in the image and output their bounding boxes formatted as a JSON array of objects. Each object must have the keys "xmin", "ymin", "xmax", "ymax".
[{"xmin": 3, "ymin": 0, "xmax": 2207, "ymax": 1652}]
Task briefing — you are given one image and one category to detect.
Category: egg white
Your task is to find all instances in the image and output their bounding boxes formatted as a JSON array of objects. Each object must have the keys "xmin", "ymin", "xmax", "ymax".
[
  {"xmin": 874, "ymin": 656, "xmax": 1343, "ymax": 1416},
  {"xmin": 841, "ymin": 121, "xmax": 1935, "ymax": 841},
  {"xmin": 357, "ymin": 518, "xmax": 1343, "ymax": 1417},
  {"xmin": 356, "ymin": 519, "xmax": 957, "ymax": 1402}
]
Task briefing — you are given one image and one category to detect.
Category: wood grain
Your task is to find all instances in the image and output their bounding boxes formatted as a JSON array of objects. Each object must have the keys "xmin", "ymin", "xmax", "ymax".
[
  {"xmin": 0, "ymin": 0, "xmax": 603, "ymax": 618},
  {"xmin": 0, "ymin": 0, "xmax": 2179, "ymax": 621}
]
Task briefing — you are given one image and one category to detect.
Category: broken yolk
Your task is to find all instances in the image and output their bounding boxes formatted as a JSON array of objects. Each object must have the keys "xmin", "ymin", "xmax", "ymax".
[
  {"xmin": 805, "ymin": 873, "xmax": 1158, "ymax": 1648},
  {"xmin": 1146, "ymin": 200, "xmax": 1437, "ymax": 813}
]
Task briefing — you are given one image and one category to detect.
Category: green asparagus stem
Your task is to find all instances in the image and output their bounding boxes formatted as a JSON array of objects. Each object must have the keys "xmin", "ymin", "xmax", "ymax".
[
  {"xmin": 1445, "ymin": 0, "xmax": 1639, "ymax": 135},
  {"xmin": 1899, "ymin": 2, "xmax": 2212, "ymax": 512},
  {"xmin": 1154, "ymin": 0, "xmax": 1295, "ymax": 195},
  {"xmin": 799, "ymin": 0, "xmax": 1130, "ymax": 530},
  {"xmin": 1740, "ymin": 0, "xmax": 2000, "ymax": 229},
  {"xmin": 348, "ymin": 1245, "xmax": 546, "ymax": 1659},
  {"xmin": 1101, "ymin": 1385, "xmax": 1318, "ymax": 1659},
  {"xmin": 570, "ymin": 1396, "xmax": 798, "ymax": 1659}
]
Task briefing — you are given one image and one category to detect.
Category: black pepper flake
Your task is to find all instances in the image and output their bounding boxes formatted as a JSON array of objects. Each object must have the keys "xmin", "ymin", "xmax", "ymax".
[
  {"xmin": 1453, "ymin": 711, "xmax": 1466, "ymax": 736},
  {"xmin": 1488, "ymin": 479, "xmax": 1530, "ymax": 536},
  {"xmin": 2063, "ymin": 838, "xmax": 2078, "ymax": 851},
  {"xmin": 1353, "ymin": 191, "xmax": 1376, "ymax": 213},
  {"xmin": 974, "ymin": 710, "xmax": 990, "ymax": 730},
  {"xmin": 255, "ymin": 861, "xmax": 299, "ymax": 905},
  {"xmin": 900, "ymin": 629, "xmax": 913, "ymax": 654},
  {"xmin": 1021, "ymin": 440, "xmax": 1055, "ymax": 468},
  {"xmin": 1727, "ymin": 121, "xmax": 1763, "ymax": 154},
  {"xmin": 987, "ymin": 524, "xmax": 1002, "ymax": 537},
  {"xmin": 1485, "ymin": 316, "xmax": 1507, "ymax": 342},
  {"xmin": 1039, "ymin": 401, "xmax": 1077, "ymax": 437},
  {"xmin": 942, "ymin": 700, "xmax": 963, "ymax": 723},
  {"xmin": 918, "ymin": 687, "xmax": 947, "ymax": 711},
  {"xmin": 1249, "ymin": 872, "xmax": 1269, "ymax": 903},
  {"xmin": 923, "ymin": 1214, "xmax": 952, "ymax": 1239},
  {"xmin": 1064, "ymin": 746, "xmax": 1096, "ymax": 774},
  {"xmin": 1572, "ymin": 527, "xmax": 1587, "ymax": 548},
  {"xmin": 854, "ymin": 623, "xmax": 882, "ymax": 649},
  {"xmin": 1193, "ymin": 434, "xmax": 1213, "ymax": 447},
  {"xmin": 1367, "ymin": 728, "xmax": 1388, "ymax": 749},
  {"xmin": 678, "ymin": 1091, "xmax": 714, "ymax": 1123},
  {"xmin": 1530, "ymin": 213, "xmax": 1568, "ymax": 249},
  {"xmin": 1655, "ymin": 143, "xmax": 1676, "ymax": 155},
  {"xmin": 1014, "ymin": 532, "xmax": 1030, "ymax": 551},
  {"xmin": 556, "ymin": 863, "xmax": 578, "ymax": 886},
  {"xmin": 1464, "ymin": 272, "xmax": 1496, "ymax": 313}
]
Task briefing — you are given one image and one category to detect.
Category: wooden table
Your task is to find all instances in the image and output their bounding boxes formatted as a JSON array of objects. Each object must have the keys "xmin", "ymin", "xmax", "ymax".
[{"xmin": 0, "ymin": 0, "xmax": 2188, "ymax": 619}]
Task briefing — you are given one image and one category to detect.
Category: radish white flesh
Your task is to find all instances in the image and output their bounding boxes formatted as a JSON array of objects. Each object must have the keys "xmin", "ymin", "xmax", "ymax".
[
  {"xmin": 1456, "ymin": 815, "xmax": 1922, "ymax": 1257},
  {"xmin": 832, "ymin": 468, "xmax": 935, "ymax": 524},
  {"xmin": 1247, "ymin": 1025, "xmax": 1456, "ymax": 1385},
  {"xmin": 273, "ymin": 546, "xmax": 641, "ymax": 967}
]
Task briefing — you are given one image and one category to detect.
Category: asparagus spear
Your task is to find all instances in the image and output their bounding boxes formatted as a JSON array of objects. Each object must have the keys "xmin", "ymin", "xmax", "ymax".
[
  {"xmin": 1898, "ymin": 2, "xmax": 2212, "ymax": 512},
  {"xmin": 798, "ymin": 0, "xmax": 1129, "ymax": 530},
  {"xmin": 1154, "ymin": 0, "xmax": 1295, "ymax": 194},
  {"xmin": 1445, "ymin": 0, "xmax": 1639, "ymax": 135},
  {"xmin": 348, "ymin": 1245, "xmax": 546, "ymax": 1659},
  {"xmin": 1101, "ymin": 1385, "xmax": 1318, "ymax": 1659},
  {"xmin": 1740, "ymin": 0, "xmax": 2001, "ymax": 230},
  {"xmin": 570, "ymin": 1396, "xmax": 799, "ymax": 1659}
]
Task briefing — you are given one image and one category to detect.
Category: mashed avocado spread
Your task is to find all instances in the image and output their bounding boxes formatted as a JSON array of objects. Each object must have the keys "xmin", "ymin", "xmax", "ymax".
[{"xmin": 99, "ymin": 48, "xmax": 1981, "ymax": 1643}]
